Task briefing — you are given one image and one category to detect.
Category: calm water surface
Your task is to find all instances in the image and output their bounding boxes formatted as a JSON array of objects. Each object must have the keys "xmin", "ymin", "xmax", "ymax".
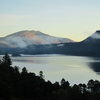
[{"xmin": 10, "ymin": 54, "xmax": 100, "ymax": 85}]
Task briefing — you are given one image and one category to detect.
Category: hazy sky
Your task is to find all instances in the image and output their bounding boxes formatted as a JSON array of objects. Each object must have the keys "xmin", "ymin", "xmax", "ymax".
[{"xmin": 0, "ymin": 0, "xmax": 100, "ymax": 41}]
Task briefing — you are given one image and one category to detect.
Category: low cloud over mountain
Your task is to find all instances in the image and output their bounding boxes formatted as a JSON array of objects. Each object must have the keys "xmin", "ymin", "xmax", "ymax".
[
  {"xmin": 0, "ymin": 30, "xmax": 74, "ymax": 48},
  {"xmin": 0, "ymin": 30, "xmax": 100, "ymax": 57}
]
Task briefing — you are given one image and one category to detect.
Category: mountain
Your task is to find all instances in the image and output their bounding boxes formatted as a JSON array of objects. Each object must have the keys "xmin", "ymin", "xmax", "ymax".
[
  {"xmin": 0, "ymin": 30, "xmax": 74, "ymax": 48},
  {"xmin": 0, "ymin": 30, "xmax": 100, "ymax": 57},
  {"xmin": 56, "ymin": 30, "xmax": 100, "ymax": 57},
  {"xmin": 83, "ymin": 30, "xmax": 100, "ymax": 43}
]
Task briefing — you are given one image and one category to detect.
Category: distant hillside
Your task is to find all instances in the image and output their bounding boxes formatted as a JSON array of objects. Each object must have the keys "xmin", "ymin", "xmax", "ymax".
[
  {"xmin": 83, "ymin": 30, "xmax": 100, "ymax": 43},
  {"xmin": 0, "ymin": 30, "xmax": 100, "ymax": 57},
  {"xmin": 0, "ymin": 30, "xmax": 74, "ymax": 48},
  {"xmin": 62, "ymin": 30, "xmax": 100, "ymax": 57}
]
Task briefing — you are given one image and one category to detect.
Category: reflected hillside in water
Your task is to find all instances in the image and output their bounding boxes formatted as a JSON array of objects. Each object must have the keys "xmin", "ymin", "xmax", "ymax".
[
  {"xmin": 89, "ymin": 57, "xmax": 100, "ymax": 74},
  {"xmin": 11, "ymin": 54, "xmax": 100, "ymax": 84},
  {"xmin": 90, "ymin": 62, "xmax": 100, "ymax": 74}
]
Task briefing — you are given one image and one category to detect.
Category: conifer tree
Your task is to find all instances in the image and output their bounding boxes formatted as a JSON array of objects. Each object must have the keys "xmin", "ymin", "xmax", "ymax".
[{"xmin": 2, "ymin": 53, "xmax": 12, "ymax": 66}]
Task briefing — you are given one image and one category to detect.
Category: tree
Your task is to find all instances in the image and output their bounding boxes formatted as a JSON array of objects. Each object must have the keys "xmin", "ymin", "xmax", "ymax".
[
  {"xmin": 14, "ymin": 66, "xmax": 20, "ymax": 74},
  {"xmin": 22, "ymin": 67, "xmax": 28, "ymax": 74},
  {"xmin": 39, "ymin": 71, "xmax": 44, "ymax": 79},
  {"xmin": 61, "ymin": 78, "xmax": 70, "ymax": 88},
  {"xmin": 61, "ymin": 78, "xmax": 66, "ymax": 86},
  {"xmin": 2, "ymin": 53, "xmax": 12, "ymax": 66},
  {"xmin": 87, "ymin": 79, "xmax": 94, "ymax": 92}
]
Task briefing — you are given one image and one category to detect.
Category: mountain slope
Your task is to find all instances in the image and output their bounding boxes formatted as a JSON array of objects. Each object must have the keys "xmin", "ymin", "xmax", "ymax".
[
  {"xmin": 0, "ymin": 30, "xmax": 74, "ymax": 48},
  {"xmin": 83, "ymin": 30, "xmax": 100, "ymax": 43},
  {"xmin": 58, "ymin": 30, "xmax": 100, "ymax": 57},
  {"xmin": 0, "ymin": 30, "xmax": 100, "ymax": 57}
]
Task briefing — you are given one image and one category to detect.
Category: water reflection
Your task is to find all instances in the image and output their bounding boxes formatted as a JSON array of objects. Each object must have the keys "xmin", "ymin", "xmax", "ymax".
[
  {"xmin": 12, "ymin": 57, "xmax": 47, "ymax": 64},
  {"xmin": 89, "ymin": 62, "xmax": 100, "ymax": 74},
  {"xmin": 11, "ymin": 55, "xmax": 100, "ymax": 84}
]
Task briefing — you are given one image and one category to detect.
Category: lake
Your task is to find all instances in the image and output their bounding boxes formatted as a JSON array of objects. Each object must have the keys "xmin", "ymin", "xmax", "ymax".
[{"xmin": 10, "ymin": 54, "xmax": 100, "ymax": 85}]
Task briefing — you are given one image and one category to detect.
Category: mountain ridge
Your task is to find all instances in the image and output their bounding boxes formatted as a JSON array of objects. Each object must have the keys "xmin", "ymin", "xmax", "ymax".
[
  {"xmin": 0, "ymin": 30, "xmax": 74, "ymax": 48},
  {"xmin": 0, "ymin": 30, "xmax": 100, "ymax": 57},
  {"xmin": 82, "ymin": 30, "xmax": 100, "ymax": 43}
]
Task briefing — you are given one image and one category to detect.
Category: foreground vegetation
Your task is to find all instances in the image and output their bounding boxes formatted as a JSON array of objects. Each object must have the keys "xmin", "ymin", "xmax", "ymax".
[{"xmin": 0, "ymin": 54, "xmax": 100, "ymax": 100}]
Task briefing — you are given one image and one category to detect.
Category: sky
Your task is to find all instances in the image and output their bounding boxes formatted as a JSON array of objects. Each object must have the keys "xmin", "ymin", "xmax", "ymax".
[{"xmin": 0, "ymin": 0, "xmax": 100, "ymax": 41}]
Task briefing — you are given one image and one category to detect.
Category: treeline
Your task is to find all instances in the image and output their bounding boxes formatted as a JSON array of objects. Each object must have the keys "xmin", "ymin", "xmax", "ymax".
[{"xmin": 0, "ymin": 54, "xmax": 100, "ymax": 100}]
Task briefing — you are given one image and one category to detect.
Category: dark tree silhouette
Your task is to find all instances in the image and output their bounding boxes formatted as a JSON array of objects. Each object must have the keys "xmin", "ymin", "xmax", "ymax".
[
  {"xmin": 39, "ymin": 71, "xmax": 44, "ymax": 79},
  {"xmin": 61, "ymin": 78, "xmax": 66, "ymax": 85},
  {"xmin": 22, "ymin": 67, "xmax": 27, "ymax": 73},
  {"xmin": 2, "ymin": 53, "xmax": 12, "ymax": 66},
  {"xmin": 0, "ymin": 54, "xmax": 100, "ymax": 100}
]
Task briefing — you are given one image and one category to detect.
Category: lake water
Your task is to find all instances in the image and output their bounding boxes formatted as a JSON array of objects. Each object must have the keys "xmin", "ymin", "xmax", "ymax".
[{"xmin": 10, "ymin": 54, "xmax": 100, "ymax": 85}]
